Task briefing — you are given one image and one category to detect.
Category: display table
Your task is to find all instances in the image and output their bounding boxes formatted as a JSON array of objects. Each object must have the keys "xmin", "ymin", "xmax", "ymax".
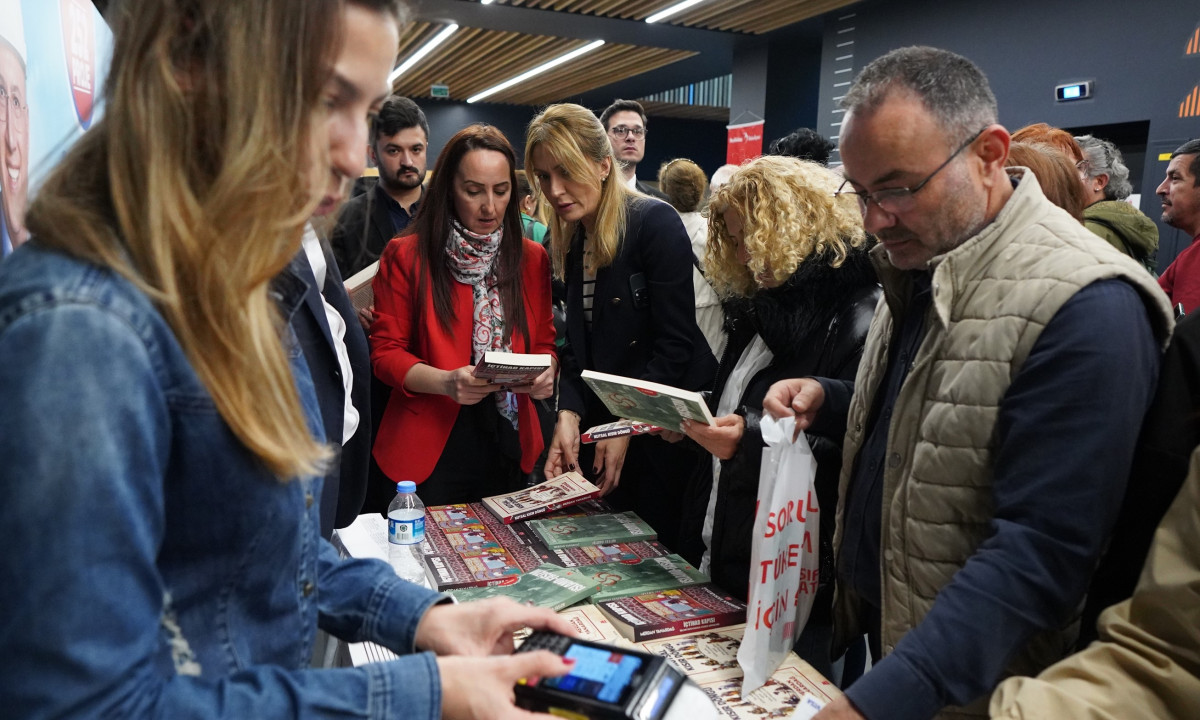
[{"xmin": 331, "ymin": 513, "xmax": 839, "ymax": 719}]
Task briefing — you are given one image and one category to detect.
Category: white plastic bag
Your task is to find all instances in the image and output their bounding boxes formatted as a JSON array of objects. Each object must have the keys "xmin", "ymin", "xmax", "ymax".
[{"xmin": 737, "ymin": 414, "xmax": 821, "ymax": 694}]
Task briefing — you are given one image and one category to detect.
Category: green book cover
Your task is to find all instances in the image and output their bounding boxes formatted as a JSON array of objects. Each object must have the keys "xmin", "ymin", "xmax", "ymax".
[
  {"xmin": 448, "ymin": 563, "xmax": 600, "ymax": 610},
  {"xmin": 528, "ymin": 511, "xmax": 657, "ymax": 549},
  {"xmin": 582, "ymin": 554, "xmax": 709, "ymax": 603},
  {"xmin": 581, "ymin": 369, "xmax": 715, "ymax": 432}
]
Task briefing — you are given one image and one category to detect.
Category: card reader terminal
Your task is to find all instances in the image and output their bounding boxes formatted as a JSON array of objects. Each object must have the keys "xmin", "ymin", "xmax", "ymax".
[{"xmin": 514, "ymin": 631, "xmax": 688, "ymax": 720}]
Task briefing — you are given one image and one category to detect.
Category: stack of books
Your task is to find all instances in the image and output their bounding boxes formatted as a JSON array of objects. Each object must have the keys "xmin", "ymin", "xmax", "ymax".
[{"xmin": 637, "ymin": 625, "xmax": 838, "ymax": 719}]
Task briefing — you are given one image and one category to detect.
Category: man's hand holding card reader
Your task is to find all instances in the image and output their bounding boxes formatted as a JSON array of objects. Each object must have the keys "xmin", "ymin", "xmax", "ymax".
[{"xmin": 514, "ymin": 631, "xmax": 689, "ymax": 720}]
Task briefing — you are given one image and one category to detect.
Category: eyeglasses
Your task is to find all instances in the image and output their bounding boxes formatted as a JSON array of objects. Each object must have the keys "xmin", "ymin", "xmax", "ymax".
[
  {"xmin": 835, "ymin": 127, "xmax": 986, "ymax": 215},
  {"xmin": 0, "ymin": 86, "xmax": 25, "ymax": 121},
  {"xmin": 609, "ymin": 125, "xmax": 646, "ymax": 138}
]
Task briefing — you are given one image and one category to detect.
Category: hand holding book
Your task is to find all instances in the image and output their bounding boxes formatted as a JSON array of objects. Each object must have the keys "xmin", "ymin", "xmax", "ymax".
[
  {"xmin": 503, "ymin": 358, "xmax": 557, "ymax": 401},
  {"xmin": 442, "ymin": 366, "xmax": 497, "ymax": 405},
  {"xmin": 681, "ymin": 414, "xmax": 745, "ymax": 461}
]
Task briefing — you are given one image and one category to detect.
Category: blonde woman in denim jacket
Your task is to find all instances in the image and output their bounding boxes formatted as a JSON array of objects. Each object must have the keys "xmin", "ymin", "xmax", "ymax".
[{"xmin": 0, "ymin": 1, "xmax": 572, "ymax": 718}]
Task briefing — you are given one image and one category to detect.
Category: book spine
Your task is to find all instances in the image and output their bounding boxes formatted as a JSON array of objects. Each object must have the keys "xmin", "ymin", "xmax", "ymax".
[{"xmin": 434, "ymin": 574, "xmax": 522, "ymax": 591}]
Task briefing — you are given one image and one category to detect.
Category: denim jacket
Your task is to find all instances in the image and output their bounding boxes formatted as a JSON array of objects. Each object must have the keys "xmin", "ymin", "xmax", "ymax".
[{"xmin": 0, "ymin": 244, "xmax": 446, "ymax": 719}]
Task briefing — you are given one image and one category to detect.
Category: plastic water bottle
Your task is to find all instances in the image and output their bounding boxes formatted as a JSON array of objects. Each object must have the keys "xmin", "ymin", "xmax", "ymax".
[{"xmin": 387, "ymin": 481, "xmax": 427, "ymax": 587}]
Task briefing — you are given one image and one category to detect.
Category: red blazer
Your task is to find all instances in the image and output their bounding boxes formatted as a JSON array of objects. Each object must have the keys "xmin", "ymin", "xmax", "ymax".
[{"xmin": 370, "ymin": 235, "xmax": 556, "ymax": 483}]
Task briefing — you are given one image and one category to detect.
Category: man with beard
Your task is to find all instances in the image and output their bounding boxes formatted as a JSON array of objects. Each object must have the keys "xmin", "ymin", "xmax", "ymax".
[
  {"xmin": 599, "ymin": 99, "xmax": 667, "ymax": 201},
  {"xmin": 0, "ymin": 5, "xmax": 29, "ymax": 256},
  {"xmin": 764, "ymin": 46, "xmax": 1172, "ymax": 720},
  {"xmin": 1155, "ymin": 139, "xmax": 1200, "ymax": 314},
  {"xmin": 330, "ymin": 94, "xmax": 428, "ymax": 278}
]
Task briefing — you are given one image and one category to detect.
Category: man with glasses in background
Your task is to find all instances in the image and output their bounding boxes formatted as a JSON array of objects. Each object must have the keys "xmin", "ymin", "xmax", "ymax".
[
  {"xmin": 764, "ymin": 46, "xmax": 1172, "ymax": 720},
  {"xmin": 599, "ymin": 99, "xmax": 667, "ymax": 200},
  {"xmin": 0, "ymin": 3, "xmax": 29, "ymax": 256}
]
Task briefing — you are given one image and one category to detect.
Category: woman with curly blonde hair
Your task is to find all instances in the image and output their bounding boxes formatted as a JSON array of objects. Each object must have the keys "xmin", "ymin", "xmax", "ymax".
[{"xmin": 678, "ymin": 155, "xmax": 880, "ymax": 681}]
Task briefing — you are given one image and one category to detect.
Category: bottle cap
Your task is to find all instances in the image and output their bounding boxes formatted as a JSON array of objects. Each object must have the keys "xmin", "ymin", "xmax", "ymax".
[{"xmin": 397, "ymin": 480, "xmax": 417, "ymax": 493}]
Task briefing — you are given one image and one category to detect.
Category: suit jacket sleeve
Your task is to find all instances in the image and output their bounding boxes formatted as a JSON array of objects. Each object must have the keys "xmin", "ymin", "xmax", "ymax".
[
  {"xmin": 330, "ymin": 194, "xmax": 368, "ymax": 279},
  {"xmin": 637, "ymin": 201, "xmax": 707, "ymax": 386},
  {"xmin": 527, "ymin": 241, "xmax": 558, "ymax": 358},
  {"xmin": 369, "ymin": 238, "xmax": 425, "ymax": 397}
]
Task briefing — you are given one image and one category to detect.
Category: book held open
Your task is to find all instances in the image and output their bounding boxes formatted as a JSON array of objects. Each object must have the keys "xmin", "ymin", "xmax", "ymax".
[{"xmin": 581, "ymin": 370, "xmax": 714, "ymax": 433}]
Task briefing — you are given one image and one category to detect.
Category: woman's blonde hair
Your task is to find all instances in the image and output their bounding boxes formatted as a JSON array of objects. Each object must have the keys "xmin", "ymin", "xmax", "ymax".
[
  {"xmin": 705, "ymin": 156, "xmax": 866, "ymax": 298},
  {"xmin": 524, "ymin": 103, "xmax": 629, "ymax": 280},
  {"xmin": 25, "ymin": 0, "xmax": 399, "ymax": 479}
]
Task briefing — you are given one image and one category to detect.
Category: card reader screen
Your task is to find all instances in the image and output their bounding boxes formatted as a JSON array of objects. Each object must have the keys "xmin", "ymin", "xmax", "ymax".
[{"xmin": 542, "ymin": 644, "xmax": 643, "ymax": 704}]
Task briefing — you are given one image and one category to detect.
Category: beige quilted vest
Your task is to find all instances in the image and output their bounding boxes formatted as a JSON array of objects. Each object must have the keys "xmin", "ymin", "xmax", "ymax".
[{"xmin": 833, "ymin": 171, "xmax": 1173, "ymax": 718}]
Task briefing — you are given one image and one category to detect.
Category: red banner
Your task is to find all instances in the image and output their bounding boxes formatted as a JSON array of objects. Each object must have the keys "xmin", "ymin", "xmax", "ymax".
[
  {"xmin": 61, "ymin": 0, "xmax": 96, "ymax": 129},
  {"xmin": 726, "ymin": 120, "xmax": 764, "ymax": 165}
]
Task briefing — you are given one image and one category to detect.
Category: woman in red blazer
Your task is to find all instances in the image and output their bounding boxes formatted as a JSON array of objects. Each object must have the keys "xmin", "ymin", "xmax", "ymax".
[{"xmin": 370, "ymin": 125, "xmax": 556, "ymax": 505}]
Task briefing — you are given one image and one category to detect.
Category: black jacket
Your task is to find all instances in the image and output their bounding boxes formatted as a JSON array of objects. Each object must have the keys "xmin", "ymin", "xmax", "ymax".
[
  {"xmin": 288, "ymin": 245, "xmax": 373, "ymax": 536},
  {"xmin": 682, "ymin": 245, "xmax": 880, "ymax": 615},
  {"xmin": 558, "ymin": 197, "xmax": 717, "ymax": 420},
  {"xmin": 635, "ymin": 179, "xmax": 669, "ymax": 202},
  {"xmin": 329, "ymin": 184, "xmax": 420, "ymax": 278}
]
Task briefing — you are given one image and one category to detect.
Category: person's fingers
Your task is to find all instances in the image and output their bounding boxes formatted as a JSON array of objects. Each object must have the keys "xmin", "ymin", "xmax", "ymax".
[
  {"xmin": 560, "ymin": 440, "xmax": 578, "ymax": 474},
  {"xmin": 509, "ymin": 651, "xmax": 574, "ymax": 683},
  {"xmin": 608, "ymin": 464, "xmax": 622, "ymax": 490},
  {"xmin": 521, "ymin": 609, "xmax": 581, "ymax": 638},
  {"xmin": 763, "ymin": 378, "xmax": 802, "ymax": 418}
]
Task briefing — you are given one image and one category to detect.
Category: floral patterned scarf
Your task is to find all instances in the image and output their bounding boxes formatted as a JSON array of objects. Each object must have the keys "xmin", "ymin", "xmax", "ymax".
[{"xmin": 445, "ymin": 219, "xmax": 519, "ymax": 428}]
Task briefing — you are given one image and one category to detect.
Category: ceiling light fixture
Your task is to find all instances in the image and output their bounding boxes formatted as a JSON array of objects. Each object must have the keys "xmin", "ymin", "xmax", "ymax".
[
  {"xmin": 388, "ymin": 23, "xmax": 459, "ymax": 84},
  {"xmin": 645, "ymin": 0, "xmax": 705, "ymax": 24},
  {"xmin": 480, "ymin": 0, "xmax": 495, "ymax": 4},
  {"xmin": 467, "ymin": 39, "xmax": 605, "ymax": 104}
]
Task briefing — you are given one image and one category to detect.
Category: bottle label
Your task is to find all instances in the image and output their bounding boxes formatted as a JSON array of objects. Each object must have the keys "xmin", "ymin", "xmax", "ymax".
[{"xmin": 389, "ymin": 516, "xmax": 425, "ymax": 545}]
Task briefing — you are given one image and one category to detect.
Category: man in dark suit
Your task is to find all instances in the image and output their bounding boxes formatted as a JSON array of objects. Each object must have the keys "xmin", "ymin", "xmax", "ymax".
[
  {"xmin": 329, "ymin": 95, "xmax": 428, "ymax": 278},
  {"xmin": 289, "ymin": 225, "xmax": 373, "ymax": 538},
  {"xmin": 599, "ymin": 99, "xmax": 668, "ymax": 201}
]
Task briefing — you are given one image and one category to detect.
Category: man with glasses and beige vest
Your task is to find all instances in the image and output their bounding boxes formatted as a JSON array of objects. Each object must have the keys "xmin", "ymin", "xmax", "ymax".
[{"xmin": 764, "ymin": 46, "xmax": 1173, "ymax": 720}]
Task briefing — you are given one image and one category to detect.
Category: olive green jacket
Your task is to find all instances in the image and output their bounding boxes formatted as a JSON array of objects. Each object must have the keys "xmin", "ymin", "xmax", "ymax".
[{"xmin": 1083, "ymin": 200, "xmax": 1159, "ymax": 274}]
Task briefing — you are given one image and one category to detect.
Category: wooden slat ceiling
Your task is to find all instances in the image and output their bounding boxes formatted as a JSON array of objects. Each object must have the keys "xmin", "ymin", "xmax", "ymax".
[
  {"xmin": 390, "ymin": 22, "xmax": 696, "ymax": 105},
  {"xmin": 497, "ymin": 0, "xmax": 861, "ymax": 35},
  {"xmin": 639, "ymin": 100, "xmax": 729, "ymax": 122}
]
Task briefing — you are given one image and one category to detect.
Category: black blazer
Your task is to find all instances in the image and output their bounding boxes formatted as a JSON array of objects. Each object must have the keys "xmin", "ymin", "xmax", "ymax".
[
  {"xmin": 289, "ymin": 245, "xmax": 373, "ymax": 537},
  {"xmin": 330, "ymin": 184, "xmax": 418, "ymax": 278},
  {"xmin": 635, "ymin": 179, "xmax": 669, "ymax": 202},
  {"xmin": 558, "ymin": 197, "xmax": 716, "ymax": 420}
]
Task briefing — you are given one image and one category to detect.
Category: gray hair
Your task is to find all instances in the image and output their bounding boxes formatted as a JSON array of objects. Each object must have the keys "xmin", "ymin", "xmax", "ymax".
[
  {"xmin": 1075, "ymin": 135, "xmax": 1132, "ymax": 200},
  {"xmin": 841, "ymin": 46, "xmax": 997, "ymax": 146}
]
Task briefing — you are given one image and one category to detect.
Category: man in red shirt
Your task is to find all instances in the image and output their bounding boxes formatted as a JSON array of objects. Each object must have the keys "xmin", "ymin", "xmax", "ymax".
[{"xmin": 1157, "ymin": 139, "xmax": 1200, "ymax": 313}]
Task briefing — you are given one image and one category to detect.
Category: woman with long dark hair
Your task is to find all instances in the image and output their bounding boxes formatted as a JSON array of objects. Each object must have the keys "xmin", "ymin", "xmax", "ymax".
[{"xmin": 372, "ymin": 124, "xmax": 557, "ymax": 505}]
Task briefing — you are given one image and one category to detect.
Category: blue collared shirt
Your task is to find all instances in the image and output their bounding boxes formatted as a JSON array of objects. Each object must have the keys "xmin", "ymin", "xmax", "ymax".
[{"xmin": 376, "ymin": 181, "xmax": 420, "ymax": 237}]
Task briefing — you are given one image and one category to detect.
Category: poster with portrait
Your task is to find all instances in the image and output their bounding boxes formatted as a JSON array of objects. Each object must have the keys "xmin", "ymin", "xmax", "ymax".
[{"xmin": 1, "ymin": 0, "xmax": 112, "ymax": 257}]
